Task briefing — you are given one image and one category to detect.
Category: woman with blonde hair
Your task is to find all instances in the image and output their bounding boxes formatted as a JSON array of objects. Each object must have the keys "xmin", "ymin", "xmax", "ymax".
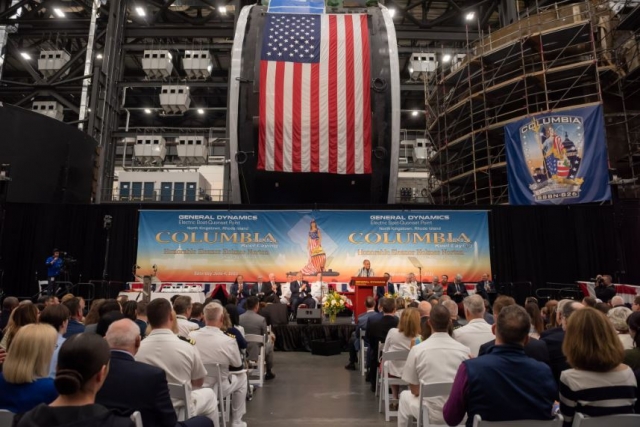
[
  {"xmin": 0, "ymin": 303, "xmax": 39, "ymax": 350},
  {"xmin": 0, "ymin": 323, "xmax": 58, "ymax": 413},
  {"xmin": 395, "ymin": 297, "xmax": 406, "ymax": 318},
  {"xmin": 382, "ymin": 307, "xmax": 421, "ymax": 406},
  {"xmin": 559, "ymin": 308, "xmax": 637, "ymax": 427}
]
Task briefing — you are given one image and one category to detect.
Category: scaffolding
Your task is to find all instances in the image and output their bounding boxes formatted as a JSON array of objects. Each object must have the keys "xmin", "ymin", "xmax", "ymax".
[{"xmin": 427, "ymin": 0, "xmax": 640, "ymax": 204}]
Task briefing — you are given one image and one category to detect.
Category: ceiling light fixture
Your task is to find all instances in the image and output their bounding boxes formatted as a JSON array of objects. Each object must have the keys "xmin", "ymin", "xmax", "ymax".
[
  {"xmin": 443, "ymin": 54, "xmax": 452, "ymax": 62},
  {"xmin": 144, "ymin": 108, "xmax": 152, "ymax": 114},
  {"xmin": 218, "ymin": 6, "xmax": 227, "ymax": 15},
  {"xmin": 465, "ymin": 12, "xmax": 475, "ymax": 21},
  {"xmin": 389, "ymin": 9, "xmax": 396, "ymax": 18},
  {"xmin": 412, "ymin": 110, "xmax": 419, "ymax": 117},
  {"xmin": 53, "ymin": 8, "xmax": 65, "ymax": 18},
  {"xmin": 135, "ymin": 7, "xmax": 146, "ymax": 17},
  {"xmin": 197, "ymin": 108, "xmax": 205, "ymax": 115},
  {"xmin": 20, "ymin": 52, "xmax": 31, "ymax": 60}
]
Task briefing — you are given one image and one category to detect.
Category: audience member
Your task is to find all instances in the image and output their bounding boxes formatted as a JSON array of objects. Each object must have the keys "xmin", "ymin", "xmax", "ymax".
[
  {"xmin": 15, "ymin": 332, "xmax": 134, "ymax": 427},
  {"xmin": 624, "ymin": 311, "xmax": 640, "ymax": 370},
  {"xmin": 134, "ymin": 301, "xmax": 149, "ymax": 338},
  {"xmin": 382, "ymin": 307, "xmax": 421, "ymax": 404},
  {"xmin": 122, "ymin": 301, "xmax": 137, "ymax": 323},
  {"xmin": 46, "ymin": 296, "xmax": 61, "ymax": 306},
  {"xmin": 173, "ymin": 296, "xmax": 200, "ymax": 337},
  {"xmin": 62, "ymin": 298, "xmax": 85, "ymax": 339},
  {"xmin": 453, "ymin": 295, "xmax": 494, "ymax": 357},
  {"xmin": 189, "ymin": 302, "xmax": 205, "ymax": 328},
  {"xmin": 399, "ymin": 305, "xmax": 470, "ymax": 426},
  {"xmin": 482, "ymin": 299, "xmax": 494, "ymax": 325},
  {"xmin": 428, "ymin": 296, "xmax": 439, "ymax": 307},
  {"xmin": 135, "ymin": 299, "xmax": 218, "ymax": 423},
  {"xmin": 607, "ymin": 306, "xmax": 634, "ymax": 350},
  {"xmin": 0, "ymin": 324, "xmax": 58, "ymax": 413},
  {"xmin": 418, "ymin": 301, "xmax": 432, "ymax": 341},
  {"xmin": 97, "ymin": 319, "xmax": 212, "ymax": 427},
  {"xmin": 345, "ymin": 296, "xmax": 377, "ymax": 371},
  {"xmin": 526, "ymin": 302, "xmax": 544, "ymax": 339},
  {"xmin": 582, "ymin": 297, "xmax": 597, "ymax": 308},
  {"xmin": 595, "ymin": 302, "xmax": 611, "ymax": 314},
  {"xmin": 83, "ymin": 299, "xmax": 105, "ymax": 327},
  {"xmin": 365, "ymin": 297, "xmax": 398, "ymax": 390},
  {"xmin": 259, "ymin": 301, "xmax": 288, "ymax": 326},
  {"xmin": 96, "ymin": 311, "xmax": 125, "ymax": 337},
  {"xmin": 0, "ymin": 303, "xmax": 39, "ymax": 350},
  {"xmin": 39, "ymin": 304, "xmax": 70, "ymax": 377},
  {"xmin": 632, "ymin": 295, "xmax": 640, "ymax": 312},
  {"xmin": 190, "ymin": 302, "xmax": 247, "ymax": 427},
  {"xmin": 395, "ymin": 297, "xmax": 406, "ymax": 318},
  {"xmin": 0, "ymin": 297, "xmax": 19, "ymax": 331},
  {"xmin": 59, "ymin": 295, "xmax": 73, "ymax": 304},
  {"xmin": 443, "ymin": 305, "xmax": 557, "ymax": 426},
  {"xmin": 479, "ymin": 296, "xmax": 549, "ymax": 364},
  {"xmin": 541, "ymin": 299, "xmax": 583, "ymax": 383},
  {"xmin": 85, "ymin": 299, "xmax": 121, "ymax": 334},
  {"xmin": 559, "ymin": 308, "xmax": 637, "ymax": 427},
  {"xmin": 442, "ymin": 300, "xmax": 463, "ymax": 330},
  {"xmin": 544, "ymin": 300, "xmax": 559, "ymax": 329},
  {"xmin": 611, "ymin": 295, "xmax": 625, "ymax": 308},
  {"xmin": 239, "ymin": 296, "xmax": 275, "ymax": 380},
  {"xmin": 221, "ymin": 309, "xmax": 247, "ymax": 353}
]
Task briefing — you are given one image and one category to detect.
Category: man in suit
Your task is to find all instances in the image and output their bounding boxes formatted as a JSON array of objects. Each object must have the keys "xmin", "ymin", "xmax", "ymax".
[
  {"xmin": 261, "ymin": 273, "xmax": 281, "ymax": 303},
  {"xmin": 447, "ymin": 274, "xmax": 469, "ymax": 304},
  {"xmin": 98, "ymin": 318, "xmax": 212, "ymax": 427},
  {"xmin": 345, "ymin": 296, "xmax": 377, "ymax": 370},
  {"xmin": 540, "ymin": 299, "xmax": 583, "ymax": 384},
  {"xmin": 229, "ymin": 275, "xmax": 257, "ymax": 308},
  {"xmin": 290, "ymin": 272, "xmax": 315, "ymax": 315},
  {"xmin": 239, "ymin": 296, "xmax": 275, "ymax": 380},
  {"xmin": 356, "ymin": 259, "xmax": 375, "ymax": 277},
  {"xmin": 476, "ymin": 273, "xmax": 497, "ymax": 303},
  {"xmin": 62, "ymin": 297, "xmax": 86, "ymax": 338},
  {"xmin": 478, "ymin": 296, "xmax": 549, "ymax": 364},
  {"xmin": 376, "ymin": 273, "xmax": 397, "ymax": 300},
  {"xmin": 366, "ymin": 297, "xmax": 398, "ymax": 390}
]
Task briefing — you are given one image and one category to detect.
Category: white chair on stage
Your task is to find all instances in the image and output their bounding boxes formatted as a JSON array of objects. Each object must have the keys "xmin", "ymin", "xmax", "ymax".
[
  {"xmin": 472, "ymin": 414, "xmax": 564, "ymax": 427},
  {"xmin": 167, "ymin": 381, "xmax": 193, "ymax": 422},
  {"xmin": 245, "ymin": 333, "xmax": 266, "ymax": 388},
  {"xmin": 571, "ymin": 413, "xmax": 640, "ymax": 427},
  {"xmin": 409, "ymin": 381, "xmax": 454, "ymax": 427},
  {"xmin": 378, "ymin": 349, "xmax": 409, "ymax": 421},
  {"xmin": 0, "ymin": 410, "xmax": 15, "ymax": 427}
]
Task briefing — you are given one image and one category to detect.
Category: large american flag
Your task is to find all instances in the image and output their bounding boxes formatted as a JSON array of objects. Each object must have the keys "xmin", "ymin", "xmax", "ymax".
[{"xmin": 258, "ymin": 13, "xmax": 371, "ymax": 174}]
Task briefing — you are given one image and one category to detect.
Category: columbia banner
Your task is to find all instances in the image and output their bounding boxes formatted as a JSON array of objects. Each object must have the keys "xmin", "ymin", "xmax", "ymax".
[
  {"xmin": 136, "ymin": 210, "xmax": 491, "ymax": 283},
  {"xmin": 504, "ymin": 105, "xmax": 611, "ymax": 205}
]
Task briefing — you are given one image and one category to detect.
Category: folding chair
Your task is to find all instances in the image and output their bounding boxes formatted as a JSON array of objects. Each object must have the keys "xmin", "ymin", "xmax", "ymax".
[
  {"xmin": 245, "ymin": 334, "xmax": 266, "ymax": 388},
  {"xmin": 130, "ymin": 411, "xmax": 143, "ymax": 427},
  {"xmin": 378, "ymin": 349, "xmax": 409, "ymax": 421},
  {"xmin": 167, "ymin": 382, "xmax": 193, "ymax": 421},
  {"xmin": 413, "ymin": 382, "xmax": 453, "ymax": 427},
  {"xmin": 204, "ymin": 363, "xmax": 228, "ymax": 427},
  {"xmin": 374, "ymin": 342, "xmax": 384, "ymax": 397},
  {"xmin": 572, "ymin": 413, "xmax": 640, "ymax": 427},
  {"xmin": 359, "ymin": 329, "xmax": 368, "ymax": 376},
  {"xmin": 472, "ymin": 414, "xmax": 564, "ymax": 427},
  {"xmin": 0, "ymin": 410, "xmax": 15, "ymax": 427}
]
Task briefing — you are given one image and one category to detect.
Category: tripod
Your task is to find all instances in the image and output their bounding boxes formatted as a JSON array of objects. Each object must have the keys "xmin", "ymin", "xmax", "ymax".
[{"xmin": 101, "ymin": 215, "xmax": 113, "ymax": 281}]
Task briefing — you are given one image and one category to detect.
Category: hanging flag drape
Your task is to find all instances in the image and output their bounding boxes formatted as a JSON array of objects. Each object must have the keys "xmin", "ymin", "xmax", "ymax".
[{"xmin": 258, "ymin": 13, "xmax": 372, "ymax": 174}]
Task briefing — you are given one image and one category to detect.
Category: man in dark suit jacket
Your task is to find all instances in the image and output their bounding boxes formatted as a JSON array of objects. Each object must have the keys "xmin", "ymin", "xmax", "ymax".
[
  {"xmin": 446, "ymin": 275, "xmax": 469, "ymax": 304},
  {"xmin": 376, "ymin": 273, "xmax": 397, "ymax": 299},
  {"xmin": 97, "ymin": 319, "xmax": 212, "ymax": 427},
  {"xmin": 476, "ymin": 274, "xmax": 496, "ymax": 301},
  {"xmin": 365, "ymin": 297, "xmax": 398, "ymax": 390},
  {"xmin": 478, "ymin": 337, "xmax": 549, "ymax": 364},
  {"xmin": 290, "ymin": 272, "xmax": 315, "ymax": 314},
  {"xmin": 261, "ymin": 273, "xmax": 282, "ymax": 303},
  {"xmin": 345, "ymin": 296, "xmax": 377, "ymax": 370}
]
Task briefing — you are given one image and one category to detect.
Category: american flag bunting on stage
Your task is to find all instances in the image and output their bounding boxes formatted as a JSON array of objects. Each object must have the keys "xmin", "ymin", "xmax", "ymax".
[{"xmin": 258, "ymin": 13, "xmax": 372, "ymax": 174}]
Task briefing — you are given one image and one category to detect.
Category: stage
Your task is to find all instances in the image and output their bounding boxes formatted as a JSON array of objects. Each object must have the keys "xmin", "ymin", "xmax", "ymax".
[{"xmin": 272, "ymin": 318, "xmax": 355, "ymax": 352}]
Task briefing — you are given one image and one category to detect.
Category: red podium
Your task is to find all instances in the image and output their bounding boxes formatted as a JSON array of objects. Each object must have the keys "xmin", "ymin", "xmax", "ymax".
[{"xmin": 350, "ymin": 276, "xmax": 387, "ymax": 322}]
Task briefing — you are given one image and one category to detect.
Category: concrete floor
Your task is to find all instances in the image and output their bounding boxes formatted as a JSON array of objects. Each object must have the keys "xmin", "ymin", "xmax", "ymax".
[{"xmin": 244, "ymin": 352, "xmax": 389, "ymax": 426}]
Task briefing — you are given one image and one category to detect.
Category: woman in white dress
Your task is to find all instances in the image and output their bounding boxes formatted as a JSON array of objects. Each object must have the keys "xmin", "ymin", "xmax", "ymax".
[{"xmin": 382, "ymin": 307, "xmax": 421, "ymax": 406}]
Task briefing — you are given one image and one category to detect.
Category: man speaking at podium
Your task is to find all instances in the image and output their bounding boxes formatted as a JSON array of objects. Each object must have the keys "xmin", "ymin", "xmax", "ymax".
[{"xmin": 356, "ymin": 260, "xmax": 375, "ymax": 277}]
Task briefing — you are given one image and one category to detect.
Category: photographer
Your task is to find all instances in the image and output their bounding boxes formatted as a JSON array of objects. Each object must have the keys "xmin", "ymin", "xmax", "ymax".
[
  {"xmin": 45, "ymin": 249, "xmax": 64, "ymax": 297},
  {"xmin": 595, "ymin": 274, "xmax": 616, "ymax": 304}
]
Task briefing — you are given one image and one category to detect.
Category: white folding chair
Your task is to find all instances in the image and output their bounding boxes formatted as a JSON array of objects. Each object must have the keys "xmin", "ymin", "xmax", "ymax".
[
  {"xmin": 130, "ymin": 411, "xmax": 143, "ymax": 427},
  {"xmin": 378, "ymin": 349, "xmax": 409, "ymax": 421},
  {"xmin": 472, "ymin": 414, "xmax": 564, "ymax": 427},
  {"xmin": 0, "ymin": 410, "xmax": 15, "ymax": 427},
  {"xmin": 204, "ymin": 363, "xmax": 228, "ymax": 427},
  {"xmin": 411, "ymin": 382, "xmax": 453, "ymax": 427},
  {"xmin": 245, "ymin": 333, "xmax": 266, "ymax": 388},
  {"xmin": 359, "ymin": 329, "xmax": 368, "ymax": 376},
  {"xmin": 167, "ymin": 381, "xmax": 193, "ymax": 421},
  {"xmin": 572, "ymin": 413, "xmax": 640, "ymax": 427},
  {"xmin": 374, "ymin": 341, "xmax": 384, "ymax": 397}
]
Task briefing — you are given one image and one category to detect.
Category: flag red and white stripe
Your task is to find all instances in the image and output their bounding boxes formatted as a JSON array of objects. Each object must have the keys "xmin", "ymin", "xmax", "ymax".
[{"xmin": 258, "ymin": 14, "xmax": 371, "ymax": 174}]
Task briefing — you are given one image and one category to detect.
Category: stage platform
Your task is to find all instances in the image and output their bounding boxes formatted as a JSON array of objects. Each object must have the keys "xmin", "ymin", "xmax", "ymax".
[{"xmin": 272, "ymin": 318, "xmax": 355, "ymax": 352}]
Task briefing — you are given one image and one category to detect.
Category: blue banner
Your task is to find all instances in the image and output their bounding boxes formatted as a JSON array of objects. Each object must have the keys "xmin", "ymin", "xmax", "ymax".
[
  {"xmin": 505, "ymin": 105, "xmax": 611, "ymax": 205},
  {"xmin": 268, "ymin": 0, "xmax": 325, "ymax": 14},
  {"xmin": 136, "ymin": 210, "xmax": 491, "ymax": 283}
]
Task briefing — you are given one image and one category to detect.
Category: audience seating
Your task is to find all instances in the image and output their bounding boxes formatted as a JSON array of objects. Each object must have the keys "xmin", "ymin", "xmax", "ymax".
[
  {"xmin": 0, "ymin": 410, "xmax": 14, "ymax": 427},
  {"xmin": 245, "ymin": 334, "xmax": 266, "ymax": 388},
  {"xmin": 414, "ymin": 381, "xmax": 454, "ymax": 427},
  {"xmin": 472, "ymin": 414, "xmax": 564, "ymax": 427},
  {"xmin": 204, "ymin": 363, "xmax": 229, "ymax": 427},
  {"xmin": 374, "ymin": 342, "xmax": 384, "ymax": 397},
  {"xmin": 359, "ymin": 329, "xmax": 368, "ymax": 377},
  {"xmin": 130, "ymin": 411, "xmax": 143, "ymax": 427},
  {"xmin": 378, "ymin": 349, "xmax": 409, "ymax": 421},
  {"xmin": 572, "ymin": 413, "xmax": 640, "ymax": 427},
  {"xmin": 167, "ymin": 381, "xmax": 193, "ymax": 421}
]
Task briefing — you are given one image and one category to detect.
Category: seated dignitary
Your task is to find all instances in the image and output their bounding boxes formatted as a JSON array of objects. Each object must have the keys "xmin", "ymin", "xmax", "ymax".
[
  {"xmin": 15, "ymin": 333, "xmax": 134, "ymax": 427},
  {"xmin": 559, "ymin": 308, "xmax": 637, "ymax": 427},
  {"xmin": 261, "ymin": 273, "xmax": 282, "ymax": 304},
  {"xmin": 0, "ymin": 324, "xmax": 58, "ymax": 413},
  {"xmin": 190, "ymin": 303, "xmax": 247, "ymax": 427},
  {"xmin": 475, "ymin": 273, "xmax": 496, "ymax": 302},
  {"xmin": 239, "ymin": 296, "xmax": 275, "ymax": 380},
  {"xmin": 443, "ymin": 305, "xmax": 557, "ymax": 426},
  {"xmin": 478, "ymin": 296, "xmax": 549, "ymax": 364},
  {"xmin": 398, "ymin": 304, "xmax": 471, "ymax": 426},
  {"xmin": 290, "ymin": 272, "xmax": 316, "ymax": 314},
  {"xmin": 453, "ymin": 295, "xmax": 494, "ymax": 357},
  {"xmin": 135, "ymin": 299, "xmax": 218, "ymax": 423},
  {"xmin": 174, "ymin": 296, "xmax": 200, "ymax": 337},
  {"xmin": 446, "ymin": 275, "xmax": 468, "ymax": 305},
  {"xmin": 399, "ymin": 274, "xmax": 419, "ymax": 301},
  {"xmin": 345, "ymin": 296, "xmax": 377, "ymax": 370},
  {"xmin": 97, "ymin": 319, "xmax": 212, "ymax": 427}
]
